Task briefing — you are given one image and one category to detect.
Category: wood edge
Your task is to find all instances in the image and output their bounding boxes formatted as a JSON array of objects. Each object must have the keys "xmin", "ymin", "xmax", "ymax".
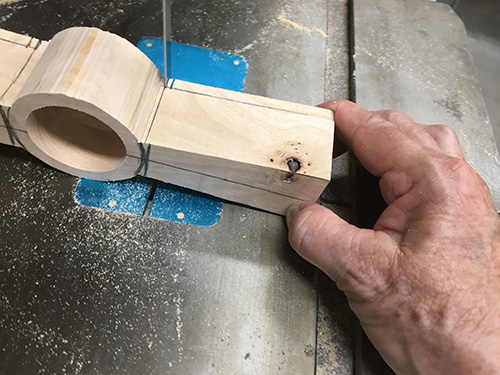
[
  {"xmin": 0, "ymin": 28, "xmax": 42, "ymax": 49},
  {"xmin": 144, "ymin": 144, "xmax": 330, "ymax": 201},
  {"xmin": 139, "ymin": 85, "xmax": 165, "ymax": 144},
  {"xmin": 144, "ymin": 158, "xmax": 320, "ymax": 216},
  {"xmin": 172, "ymin": 79, "xmax": 334, "ymax": 121}
]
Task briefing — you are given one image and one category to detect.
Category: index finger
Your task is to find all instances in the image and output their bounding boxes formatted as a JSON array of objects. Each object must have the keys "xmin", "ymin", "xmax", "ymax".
[
  {"xmin": 318, "ymin": 100, "xmax": 372, "ymax": 150},
  {"xmin": 319, "ymin": 100, "xmax": 431, "ymax": 177}
]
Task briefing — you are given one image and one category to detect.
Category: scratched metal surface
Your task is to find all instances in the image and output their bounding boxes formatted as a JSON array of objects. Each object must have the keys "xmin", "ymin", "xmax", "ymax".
[
  {"xmin": 354, "ymin": 0, "xmax": 500, "ymax": 212},
  {"xmin": 0, "ymin": 0, "xmax": 354, "ymax": 374}
]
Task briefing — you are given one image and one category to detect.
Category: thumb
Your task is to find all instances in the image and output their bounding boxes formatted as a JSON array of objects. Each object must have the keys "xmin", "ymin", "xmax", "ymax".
[{"xmin": 286, "ymin": 202, "xmax": 398, "ymax": 300}]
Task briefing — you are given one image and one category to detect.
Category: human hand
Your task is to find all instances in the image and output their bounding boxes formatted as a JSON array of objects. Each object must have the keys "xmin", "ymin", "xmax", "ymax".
[{"xmin": 286, "ymin": 100, "xmax": 500, "ymax": 375}]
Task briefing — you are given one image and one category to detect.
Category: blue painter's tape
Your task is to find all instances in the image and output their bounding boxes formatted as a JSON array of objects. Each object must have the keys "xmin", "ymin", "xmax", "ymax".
[
  {"xmin": 74, "ymin": 177, "xmax": 153, "ymax": 216},
  {"xmin": 137, "ymin": 38, "xmax": 248, "ymax": 92},
  {"xmin": 75, "ymin": 39, "xmax": 248, "ymax": 226},
  {"xmin": 148, "ymin": 183, "xmax": 223, "ymax": 227}
]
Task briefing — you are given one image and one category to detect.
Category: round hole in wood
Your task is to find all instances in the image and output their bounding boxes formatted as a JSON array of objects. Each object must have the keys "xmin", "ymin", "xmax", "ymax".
[{"xmin": 26, "ymin": 106, "xmax": 127, "ymax": 173}]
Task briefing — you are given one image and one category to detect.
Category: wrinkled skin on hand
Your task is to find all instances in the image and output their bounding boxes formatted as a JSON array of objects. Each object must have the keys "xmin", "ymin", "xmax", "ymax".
[{"xmin": 286, "ymin": 100, "xmax": 500, "ymax": 375}]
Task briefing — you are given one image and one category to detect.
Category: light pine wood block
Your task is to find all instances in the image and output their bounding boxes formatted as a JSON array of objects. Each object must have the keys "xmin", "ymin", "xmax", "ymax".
[
  {"xmin": 144, "ymin": 81, "xmax": 334, "ymax": 214},
  {"xmin": 0, "ymin": 41, "xmax": 48, "ymax": 148},
  {"xmin": 0, "ymin": 28, "xmax": 40, "ymax": 47},
  {"xmin": 1, "ymin": 41, "xmax": 48, "ymax": 109},
  {"xmin": 1, "ymin": 27, "xmax": 335, "ymax": 215},
  {"xmin": 145, "ymin": 158, "xmax": 304, "ymax": 214},
  {"xmin": 0, "ymin": 41, "xmax": 33, "ymax": 105},
  {"xmin": 171, "ymin": 80, "xmax": 334, "ymax": 120},
  {"xmin": 0, "ymin": 29, "xmax": 43, "ymax": 104},
  {"xmin": 0, "ymin": 30, "xmax": 46, "ymax": 146}
]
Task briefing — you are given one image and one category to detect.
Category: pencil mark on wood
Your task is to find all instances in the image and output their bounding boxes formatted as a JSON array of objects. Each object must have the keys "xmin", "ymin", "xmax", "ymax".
[
  {"xmin": 135, "ymin": 143, "xmax": 151, "ymax": 177},
  {"xmin": 0, "ymin": 107, "xmax": 24, "ymax": 148}
]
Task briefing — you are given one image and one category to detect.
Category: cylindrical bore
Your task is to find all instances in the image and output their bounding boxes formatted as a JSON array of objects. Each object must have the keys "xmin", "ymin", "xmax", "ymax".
[{"xmin": 27, "ymin": 106, "xmax": 127, "ymax": 173}]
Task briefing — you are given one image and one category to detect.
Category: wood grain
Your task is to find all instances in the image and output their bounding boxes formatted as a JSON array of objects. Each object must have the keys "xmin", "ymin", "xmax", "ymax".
[
  {"xmin": 9, "ymin": 27, "xmax": 163, "ymax": 180},
  {"xmin": 1, "ymin": 27, "xmax": 335, "ymax": 215},
  {"xmin": 0, "ymin": 30, "xmax": 46, "ymax": 146},
  {"xmin": 171, "ymin": 80, "xmax": 334, "ymax": 120},
  {"xmin": 145, "ymin": 81, "xmax": 334, "ymax": 213}
]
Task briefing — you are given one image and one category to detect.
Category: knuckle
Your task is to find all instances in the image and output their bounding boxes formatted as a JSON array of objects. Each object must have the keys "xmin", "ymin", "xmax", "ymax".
[
  {"xmin": 366, "ymin": 113, "xmax": 391, "ymax": 128},
  {"xmin": 444, "ymin": 157, "xmax": 472, "ymax": 176},
  {"xmin": 431, "ymin": 124, "xmax": 458, "ymax": 142},
  {"xmin": 435, "ymin": 156, "xmax": 493, "ymax": 210},
  {"xmin": 385, "ymin": 110, "xmax": 411, "ymax": 124},
  {"xmin": 439, "ymin": 157, "xmax": 478, "ymax": 187}
]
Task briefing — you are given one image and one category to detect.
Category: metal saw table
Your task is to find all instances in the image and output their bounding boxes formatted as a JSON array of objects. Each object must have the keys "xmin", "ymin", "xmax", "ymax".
[{"xmin": 0, "ymin": 1, "xmax": 498, "ymax": 374}]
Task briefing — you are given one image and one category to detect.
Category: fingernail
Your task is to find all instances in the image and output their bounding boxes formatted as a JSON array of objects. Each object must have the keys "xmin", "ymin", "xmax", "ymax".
[
  {"xmin": 286, "ymin": 202, "xmax": 301, "ymax": 227},
  {"xmin": 318, "ymin": 100, "xmax": 340, "ymax": 112},
  {"xmin": 329, "ymin": 100, "xmax": 340, "ymax": 112}
]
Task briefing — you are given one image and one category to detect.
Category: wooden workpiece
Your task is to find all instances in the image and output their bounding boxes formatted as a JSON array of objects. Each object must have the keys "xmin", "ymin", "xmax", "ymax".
[
  {"xmin": 0, "ymin": 29, "xmax": 47, "ymax": 146},
  {"xmin": 0, "ymin": 27, "xmax": 334, "ymax": 215}
]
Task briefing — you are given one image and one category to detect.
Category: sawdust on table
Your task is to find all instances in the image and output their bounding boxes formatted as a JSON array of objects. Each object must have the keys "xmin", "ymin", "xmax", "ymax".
[
  {"xmin": 276, "ymin": 15, "xmax": 327, "ymax": 38},
  {"xmin": 483, "ymin": 148, "xmax": 500, "ymax": 165}
]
